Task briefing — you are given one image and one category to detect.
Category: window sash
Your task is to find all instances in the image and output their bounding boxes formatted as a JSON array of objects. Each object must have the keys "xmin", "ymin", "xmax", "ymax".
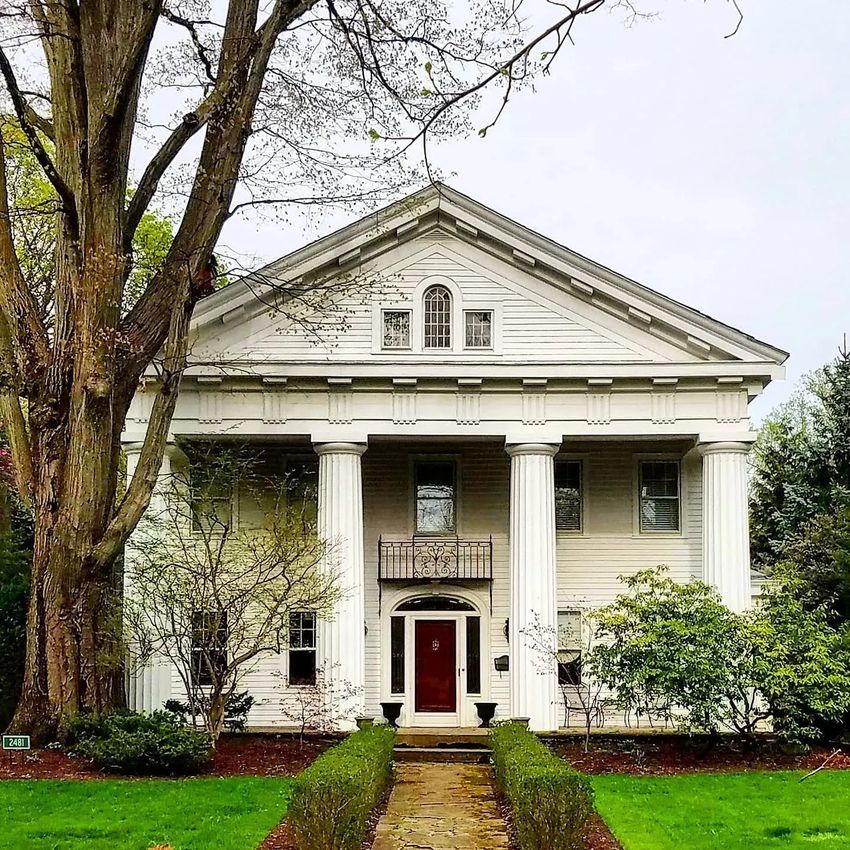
[
  {"xmin": 288, "ymin": 611, "xmax": 317, "ymax": 686},
  {"xmin": 382, "ymin": 310, "xmax": 411, "ymax": 349},
  {"xmin": 415, "ymin": 461, "xmax": 456, "ymax": 533},
  {"xmin": 639, "ymin": 461, "xmax": 681, "ymax": 532},
  {"xmin": 554, "ymin": 460, "xmax": 582, "ymax": 532},
  {"xmin": 190, "ymin": 491, "xmax": 232, "ymax": 532},
  {"xmin": 464, "ymin": 311, "xmax": 492, "ymax": 348},
  {"xmin": 191, "ymin": 611, "xmax": 228, "ymax": 686},
  {"xmin": 423, "ymin": 286, "xmax": 452, "ymax": 349},
  {"xmin": 557, "ymin": 609, "xmax": 582, "ymax": 686}
]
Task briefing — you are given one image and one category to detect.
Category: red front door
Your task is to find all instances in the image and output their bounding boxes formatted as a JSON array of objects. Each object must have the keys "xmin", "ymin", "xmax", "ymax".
[{"xmin": 414, "ymin": 620, "xmax": 457, "ymax": 713}]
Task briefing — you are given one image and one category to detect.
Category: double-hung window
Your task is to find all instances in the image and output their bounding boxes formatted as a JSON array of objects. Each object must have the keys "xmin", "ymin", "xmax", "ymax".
[
  {"xmin": 190, "ymin": 473, "xmax": 232, "ymax": 533},
  {"xmin": 191, "ymin": 610, "xmax": 228, "ymax": 686},
  {"xmin": 557, "ymin": 609, "xmax": 582, "ymax": 686},
  {"xmin": 415, "ymin": 460, "xmax": 456, "ymax": 534},
  {"xmin": 639, "ymin": 460, "xmax": 681, "ymax": 533},
  {"xmin": 554, "ymin": 460, "xmax": 583, "ymax": 532},
  {"xmin": 288, "ymin": 612, "xmax": 317, "ymax": 686},
  {"xmin": 285, "ymin": 456, "xmax": 319, "ymax": 528}
]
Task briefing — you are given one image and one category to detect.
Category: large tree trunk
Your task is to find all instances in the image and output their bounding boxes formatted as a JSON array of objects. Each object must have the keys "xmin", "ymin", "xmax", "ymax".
[
  {"xmin": 1, "ymin": 0, "xmax": 305, "ymax": 739},
  {"xmin": 11, "ymin": 409, "xmax": 127, "ymax": 740}
]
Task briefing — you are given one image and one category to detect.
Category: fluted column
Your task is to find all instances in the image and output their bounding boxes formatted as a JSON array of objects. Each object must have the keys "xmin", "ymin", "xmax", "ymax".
[
  {"xmin": 701, "ymin": 441, "xmax": 752, "ymax": 613},
  {"xmin": 507, "ymin": 443, "xmax": 559, "ymax": 731},
  {"xmin": 315, "ymin": 442, "xmax": 367, "ymax": 728},
  {"xmin": 124, "ymin": 442, "xmax": 177, "ymax": 713}
]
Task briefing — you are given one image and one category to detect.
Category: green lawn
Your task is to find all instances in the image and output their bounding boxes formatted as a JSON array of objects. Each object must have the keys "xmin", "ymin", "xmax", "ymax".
[
  {"xmin": 0, "ymin": 777, "xmax": 292, "ymax": 850},
  {"xmin": 593, "ymin": 771, "xmax": 850, "ymax": 850}
]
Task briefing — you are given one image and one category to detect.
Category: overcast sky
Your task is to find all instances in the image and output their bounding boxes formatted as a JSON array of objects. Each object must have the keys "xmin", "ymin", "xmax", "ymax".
[{"xmin": 219, "ymin": 0, "xmax": 849, "ymax": 421}]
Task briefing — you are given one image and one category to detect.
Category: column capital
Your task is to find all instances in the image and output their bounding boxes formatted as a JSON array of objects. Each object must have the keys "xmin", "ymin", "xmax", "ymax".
[
  {"xmin": 122, "ymin": 441, "xmax": 186, "ymax": 461},
  {"xmin": 313, "ymin": 441, "xmax": 368, "ymax": 457},
  {"xmin": 506, "ymin": 442, "xmax": 560, "ymax": 458},
  {"xmin": 698, "ymin": 440, "xmax": 752, "ymax": 457}
]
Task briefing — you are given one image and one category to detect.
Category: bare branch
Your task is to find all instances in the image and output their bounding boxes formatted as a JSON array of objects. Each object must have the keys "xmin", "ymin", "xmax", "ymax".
[
  {"xmin": 0, "ymin": 126, "xmax": 51, "ymax": 375},
  {"xmin": 0, "ymin": 45, "xmax": 75, "ymax": 214},
  {"xmin": 161, "ymin": 6, "xmax": 217, "ymax": 88}
]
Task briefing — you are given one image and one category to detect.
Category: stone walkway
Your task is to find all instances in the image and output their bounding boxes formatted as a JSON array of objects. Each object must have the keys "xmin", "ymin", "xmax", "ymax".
[{"xmin": 372, "ymin": 763, "xmax": 510, "ymax": 850}]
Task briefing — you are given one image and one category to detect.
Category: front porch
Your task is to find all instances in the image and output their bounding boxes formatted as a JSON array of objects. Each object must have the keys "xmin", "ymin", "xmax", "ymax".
[{"xmin": 125, "ymin": 431, "xmax": 753, "ymax": 732}]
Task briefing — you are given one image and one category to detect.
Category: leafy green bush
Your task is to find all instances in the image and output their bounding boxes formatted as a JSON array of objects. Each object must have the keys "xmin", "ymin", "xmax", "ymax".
[
  {"xmin": 744, "ymin": 573, "xmax": 850, "ymax": 742},
  {"xmin": 288, "ymin": 724, "xmax": 395, "ymax": 850},
  {"xmin": 164, "ymin": 690, "xmax": 255, "ymax": 732},
  {"xmin": 490, "ymin": 722, "xmax": 593, "ymax": 850},
  {"xmin": 591, "ymin": 567, "xmax": 741, "ymax": 733},
  {"xmin": 590, "ymin": 567, "xmax": 850, "ymax": 743},
  {"xmin": 65, "ymin": 710, "xmax": 213, "ymax": 774}
]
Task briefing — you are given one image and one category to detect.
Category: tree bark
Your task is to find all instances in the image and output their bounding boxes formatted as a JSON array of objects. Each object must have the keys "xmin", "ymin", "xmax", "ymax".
[{"xmin": 3, "ymin": 0, "xmax": 289, "ymax": 739}]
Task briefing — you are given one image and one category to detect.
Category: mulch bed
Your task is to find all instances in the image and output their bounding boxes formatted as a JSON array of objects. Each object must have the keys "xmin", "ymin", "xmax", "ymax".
[
  {"xmin": 548, "ymin": 734, "xmax": 850, "ymax": 775},
  {"xmin": 0, "ymin": 733, "xmax": 334, "ymax": 780},
  {"xmin": 209, "ymin": 734, "xmax": 335, "ymax": 777}
]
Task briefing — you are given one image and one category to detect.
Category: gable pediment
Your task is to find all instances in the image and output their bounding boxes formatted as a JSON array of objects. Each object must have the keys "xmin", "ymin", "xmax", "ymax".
[{"xmin": 190, "ymin": 184, "xmax": 787, "ymax": 377}]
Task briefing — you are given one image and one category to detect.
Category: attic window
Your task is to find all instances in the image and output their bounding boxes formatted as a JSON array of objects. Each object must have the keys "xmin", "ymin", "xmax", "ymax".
[
  {"xmin": 423, "ymin": 285, "xmax": 451, "ymax": 349},
  {"xmin": 382, "ymin": 310, "xmax": 411, "ymax": 349},
  {"xmin": 464, "ymin": 310, "xmax": 492, "ymax": 349}
]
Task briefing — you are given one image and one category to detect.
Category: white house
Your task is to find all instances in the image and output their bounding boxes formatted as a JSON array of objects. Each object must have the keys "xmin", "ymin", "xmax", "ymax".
[{"xmin": 122, "ymin": 183, "xmax": 787, "ymax": 732}]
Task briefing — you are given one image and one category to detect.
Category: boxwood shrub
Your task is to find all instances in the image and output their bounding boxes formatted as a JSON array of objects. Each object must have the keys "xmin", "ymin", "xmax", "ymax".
[
  {"xmin": 288, "ymin": 724, "xmax": 395, "ymax": 850},
  {"xmin": 64, "ymin": 710, "xmax": 213, "ymax": 775},
  {"xmin": 490, "ymin": 722, "xmax": 593, "ymax": 850}
]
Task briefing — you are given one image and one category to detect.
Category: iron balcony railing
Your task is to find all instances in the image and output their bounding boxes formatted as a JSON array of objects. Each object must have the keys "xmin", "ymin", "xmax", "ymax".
[{"xmin": 378, "ymin": 535, "xmax": 493, "ymax": 582}]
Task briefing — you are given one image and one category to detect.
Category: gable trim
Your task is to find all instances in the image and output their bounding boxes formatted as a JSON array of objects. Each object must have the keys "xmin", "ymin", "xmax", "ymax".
[{"xmin": 192, "ymin": 183, "xmax": 787, "ymax": 367}]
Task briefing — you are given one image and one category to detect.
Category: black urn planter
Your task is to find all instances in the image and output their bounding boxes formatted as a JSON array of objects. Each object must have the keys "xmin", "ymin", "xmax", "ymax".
[
  {"xmin": 380, "ymin": 701, "xmax": 403, "ymax": 728},
  {"xmin": 475, "ymin": 701, "xmax": 498, "ymax": 728}
]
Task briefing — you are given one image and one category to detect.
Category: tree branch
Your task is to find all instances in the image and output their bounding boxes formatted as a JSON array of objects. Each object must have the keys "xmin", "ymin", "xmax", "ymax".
[
  {"xmin": 92, "ymin": 267, "xmax": 194, "ymax": 567},
  {"xmin": 23, "ymin": 103, "xmax": 54, "ymax": 140},
  {"xmin": 0, "ymin": 126, "xmax": 51, "ymax": 375},
  {"xmin": 0, "ymin": 46, "xmax": 76, "ymax": 214},
  {"xmin": 160, "ymin": 6, "xmax": 217, "ymax": 88},
  {"xmin": 0, "ymin": 311, "xmax": 34, "ymax": 507}
]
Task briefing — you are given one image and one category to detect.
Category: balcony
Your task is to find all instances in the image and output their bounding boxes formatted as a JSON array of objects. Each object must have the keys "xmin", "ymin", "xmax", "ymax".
[{"xmin": 378, "ymin": 536, "xmax": 493, "ymax": 582}]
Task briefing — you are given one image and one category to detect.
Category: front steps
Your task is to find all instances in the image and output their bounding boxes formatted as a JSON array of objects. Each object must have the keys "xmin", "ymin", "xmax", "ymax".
[{"xmin": 393, "ymin": 727, "xmax": 492, "ymax": 763}]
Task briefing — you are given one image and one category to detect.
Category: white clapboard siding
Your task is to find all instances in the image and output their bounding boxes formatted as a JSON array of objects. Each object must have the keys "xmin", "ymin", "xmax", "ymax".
[
  {"xmin": 168, "ymin": 439, "xmax": 705, "ymax": 728},
  {"xmin": 204, "ymin": 235, "xmax": 662, "ymax": 365}
]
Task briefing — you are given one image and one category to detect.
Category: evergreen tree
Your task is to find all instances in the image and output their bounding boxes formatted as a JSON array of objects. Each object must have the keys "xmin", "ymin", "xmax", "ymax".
[{"xmin": 751, "ymin": 343, "xmax": 850, "ymax": 618}]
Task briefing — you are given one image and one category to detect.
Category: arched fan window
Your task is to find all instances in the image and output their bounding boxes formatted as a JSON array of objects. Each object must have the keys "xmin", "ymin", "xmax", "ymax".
[{"xmin": 423, "ymin": 285, "xmax": 452, "ymax": 348}]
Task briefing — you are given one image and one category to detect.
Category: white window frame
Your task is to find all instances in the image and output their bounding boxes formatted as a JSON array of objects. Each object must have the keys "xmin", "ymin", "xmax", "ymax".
[
  {"xmin": 463, "ymin": 309, "xmax": 494, "ymax": 350},
  {"xmin": 634, "ymin": 455, "xmax": 684, "ymax": 536},
  {"xmin": 381, "ymin": 308, "xmax": 412, "ymax": 350},
  {"xmin": 422, "ymin": 284, "xmax": 453, "ymax": 349},
  {"xmin": 409, "ymin": 454, "xmax": 462, "ymax": 536},
  {"xmin": 287, "ymin": 611, "xmax": 318, "ymax": 687},
  {"xmin": 554, "ymin": 458, "xmax": 585, "ymax": 534},
  {"xmin": 557, "ymin": 608, "xmax": 583, "ymax": 686}
]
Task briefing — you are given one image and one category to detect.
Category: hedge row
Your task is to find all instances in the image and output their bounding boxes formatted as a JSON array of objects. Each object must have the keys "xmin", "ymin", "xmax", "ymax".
[
  {"xmin": 490, "ymin": 722, "xmax": 593, "ymax": 850},
  {"xmin": 288, "ymin": 724, "xmax": 395, "ymax": 850}
]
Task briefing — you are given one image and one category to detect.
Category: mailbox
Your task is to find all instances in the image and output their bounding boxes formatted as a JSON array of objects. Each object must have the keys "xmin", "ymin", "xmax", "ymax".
[{"xmin": 494, "ymin": 654, "xmax": 509, "ymax": 672}]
